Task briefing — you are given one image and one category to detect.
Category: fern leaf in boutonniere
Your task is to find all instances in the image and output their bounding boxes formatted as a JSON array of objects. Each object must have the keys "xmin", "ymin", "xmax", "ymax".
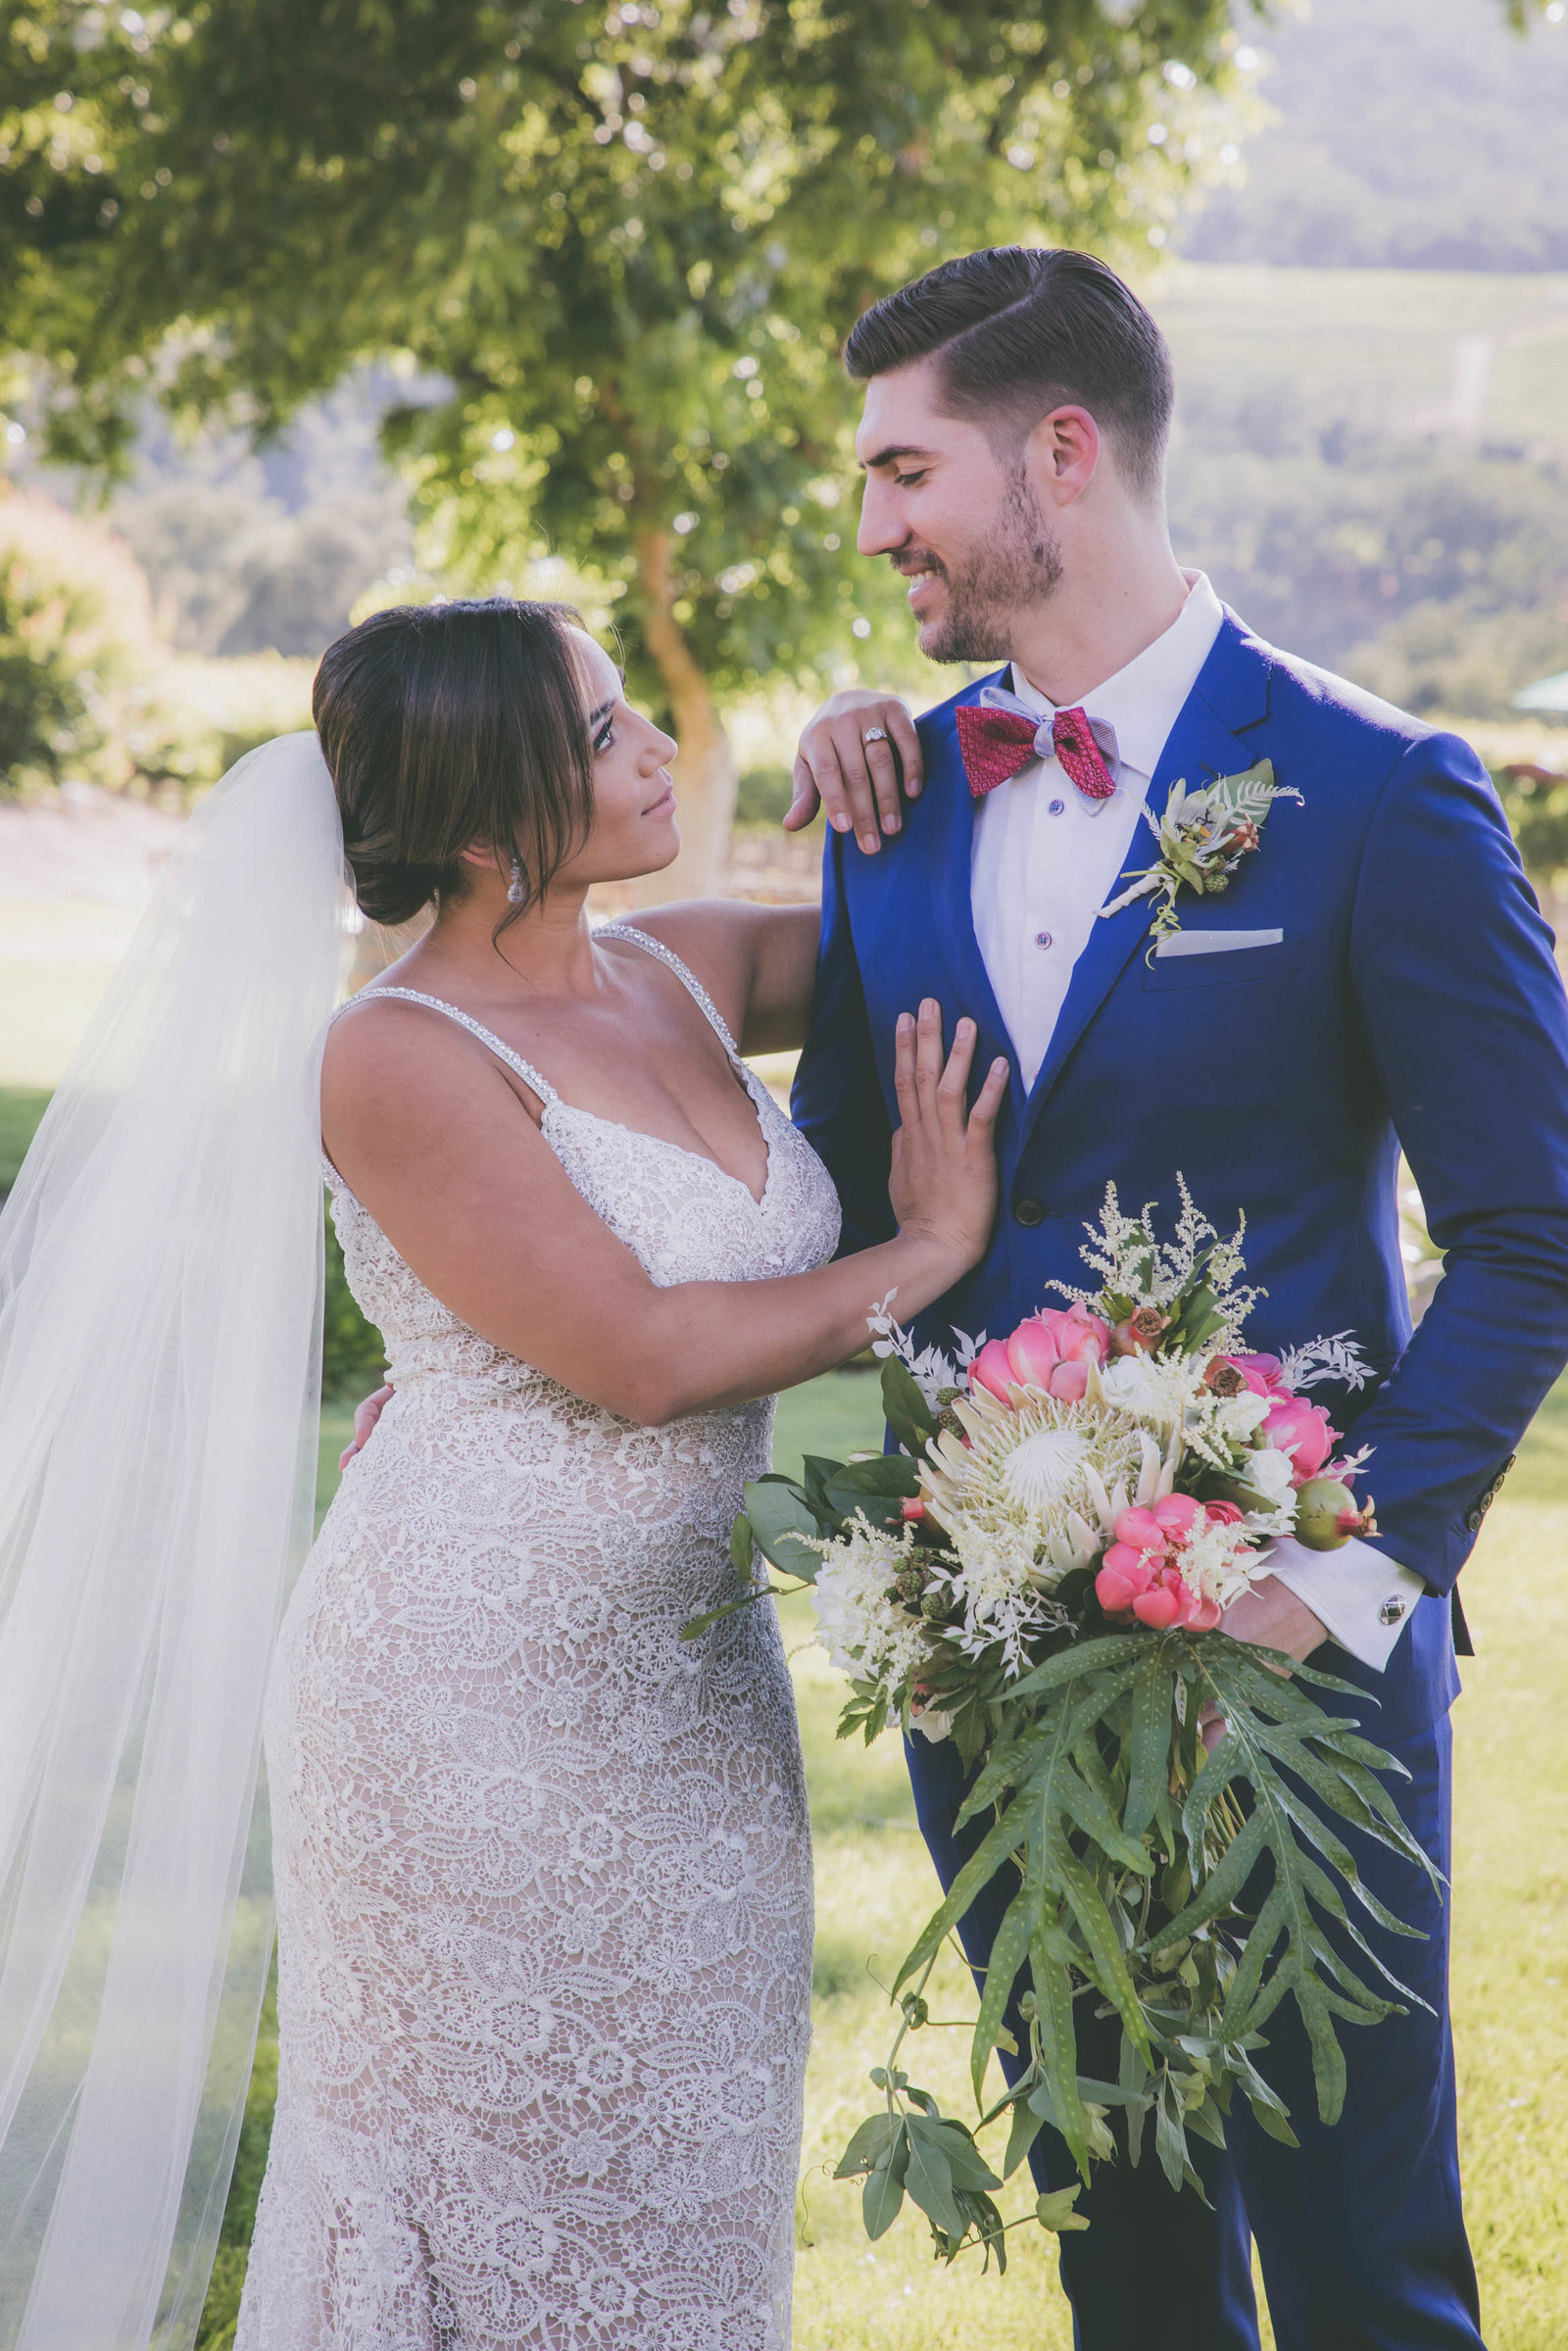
[{"xmin": 1099, "ymin": 758, "xmax": 1301, "ymax": 950}]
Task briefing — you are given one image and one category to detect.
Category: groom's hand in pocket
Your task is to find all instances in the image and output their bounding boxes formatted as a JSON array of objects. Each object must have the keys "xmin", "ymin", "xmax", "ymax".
[{"xmin": 785, "ymin": 689, "xmax": 922, "ymax": 854}]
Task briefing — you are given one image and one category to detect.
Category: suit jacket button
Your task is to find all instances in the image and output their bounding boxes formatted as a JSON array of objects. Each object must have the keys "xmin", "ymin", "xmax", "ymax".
[
  {"xmin": 1014, "ymin": 1198, "xmax": 1046, "ymax": 1228},
  {"xmin": 1464, "ymin": 1506, "xmax": 1484, "ymax": 1533}
]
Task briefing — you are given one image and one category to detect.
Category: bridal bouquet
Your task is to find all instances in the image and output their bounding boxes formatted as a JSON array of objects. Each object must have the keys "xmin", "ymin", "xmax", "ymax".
[{"xmin": 689, "ymin": 1183, "xmax": 1438, "ymax": 2271}]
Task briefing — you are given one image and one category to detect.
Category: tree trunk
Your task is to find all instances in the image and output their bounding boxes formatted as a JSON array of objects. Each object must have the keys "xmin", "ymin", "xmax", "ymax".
[{"xmin": 631, "ymin": 526, "xmax": 736, "ymax": 905}]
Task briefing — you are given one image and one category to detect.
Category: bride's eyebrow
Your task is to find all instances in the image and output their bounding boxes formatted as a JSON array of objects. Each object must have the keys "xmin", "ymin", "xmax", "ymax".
[{"xmin": 588, "ymin": 698, "xmax": 616, "ymax": 726}]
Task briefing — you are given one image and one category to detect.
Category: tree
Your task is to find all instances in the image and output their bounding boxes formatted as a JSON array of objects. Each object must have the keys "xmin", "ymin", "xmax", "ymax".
[{"xmin": 4, "ymin": 0, "xmax": 1257, "ymax": 890}]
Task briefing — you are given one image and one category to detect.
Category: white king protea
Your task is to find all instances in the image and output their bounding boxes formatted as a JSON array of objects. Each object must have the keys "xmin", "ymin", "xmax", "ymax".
[{"xmin": 921, "ymin": 1386, "xmax": 1151, "ymax": 1588}]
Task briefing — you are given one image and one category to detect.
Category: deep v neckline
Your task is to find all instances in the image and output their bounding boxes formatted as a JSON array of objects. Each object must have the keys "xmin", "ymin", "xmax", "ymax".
[
  {"xmin": 543, "ymin": 1061, "xmax": 778, "ymax": 1213},
  {"xmin": 345, "ymin": 928, "xmax": 778, "ymax": 1211}
]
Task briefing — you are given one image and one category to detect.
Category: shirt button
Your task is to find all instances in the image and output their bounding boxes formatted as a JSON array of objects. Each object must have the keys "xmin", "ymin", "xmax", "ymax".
[
  {"xmin": 1048, "ymin": 798, "xmax": 1066, "ymax": 816},
  {"xmin": 1014, "ymin": 1198, "xmax": 1046, "ymax": 1228},
  {"xmin": 1035, "ymin": 931, "xmax": 1053, "ymax": 950},
  {"xmin": 1378, "ymin": 1595, "xmax": 1409, "ymax": 1627}
]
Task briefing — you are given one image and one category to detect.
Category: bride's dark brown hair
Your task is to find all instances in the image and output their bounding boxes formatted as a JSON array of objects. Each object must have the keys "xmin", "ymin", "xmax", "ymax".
[{"xmin": 314, "ymin": 598, "xmax": 596, "ymax": 928}]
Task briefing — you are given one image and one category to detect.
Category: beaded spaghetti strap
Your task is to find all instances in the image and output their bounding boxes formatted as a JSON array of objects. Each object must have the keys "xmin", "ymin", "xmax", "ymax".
[
  {"xmin": 334, "ymin": 986, "xmax": 559, "ymax": 1103},
  {"xmin": 595, "ymin": 922, "xmax": 743, "ymax": 1060}
]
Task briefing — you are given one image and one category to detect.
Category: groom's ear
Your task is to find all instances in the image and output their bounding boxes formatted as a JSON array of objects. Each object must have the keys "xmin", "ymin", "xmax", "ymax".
[{"xmin": 1028, "ymin": 406, "xmax": 1101, "ymax": 507}]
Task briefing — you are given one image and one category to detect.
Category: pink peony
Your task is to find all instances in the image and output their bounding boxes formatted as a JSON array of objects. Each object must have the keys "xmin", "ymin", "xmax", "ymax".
[
  {"xmin": 969, "ymin": 1338, "xmax": 1017, "ymax": 1404},
  {"xmin": 1152, "ymin": 1493, "xmax": 1201, "ymax": 1540},
  {"xmin": 1048, "ymin": 1360, "xmax": 1091, "ymax": 1401},
  {"xmin": 1203, "ymin": 1499, "xmax": 1246, "ymax": 1528},
  {"xmin": 1113, "ymin": 1505, "xmax": 1167, "ymax": 1553},
  {"xmin": 1003, "ymin": 1302, "xmax": 1112, "ymax": 1394},
  {"xmin": 1132, "ymin": 1581, "xmax": 1183, "ymax": 1630},
  {"xmin": 1101, "ymin": 1542, "xmax": 1157, "ymax": 1592},
  {"xmin": 1262, "ymin": 1393, "xmax": 1337, "ymax": 1484}
]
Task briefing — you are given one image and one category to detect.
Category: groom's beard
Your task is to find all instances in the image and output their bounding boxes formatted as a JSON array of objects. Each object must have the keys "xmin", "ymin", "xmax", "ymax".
[{"xmin": 902, "ymin": 470, "xmax": 1064, "ymax": 663}]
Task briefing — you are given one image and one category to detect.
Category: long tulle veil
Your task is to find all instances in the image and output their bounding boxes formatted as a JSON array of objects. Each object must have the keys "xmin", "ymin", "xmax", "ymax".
[{"xmin": 0, "ymin": 734, "xmax": 348, "ymax": 2348}]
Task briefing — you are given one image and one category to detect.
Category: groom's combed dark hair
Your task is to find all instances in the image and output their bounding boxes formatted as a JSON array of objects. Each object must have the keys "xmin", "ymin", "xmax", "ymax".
[
  {"xmin": 844, "ymin": 247, "xmax": 1174, "ymax": 502},
  {"xmin": 315, "ymin": 598, "xmax": 596, "ymax": 930}
]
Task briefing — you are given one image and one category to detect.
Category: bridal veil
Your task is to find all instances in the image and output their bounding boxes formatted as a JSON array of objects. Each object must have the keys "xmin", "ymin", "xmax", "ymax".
[{"xmin": 0, "ymin": 735, "xmax": 347, "ymax": 2348}]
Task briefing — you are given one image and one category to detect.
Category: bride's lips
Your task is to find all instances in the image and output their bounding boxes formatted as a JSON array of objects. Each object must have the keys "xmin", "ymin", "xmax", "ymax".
[{"xmin": 643, "ymin": 782, "xmax": 677, "ymax": 817}]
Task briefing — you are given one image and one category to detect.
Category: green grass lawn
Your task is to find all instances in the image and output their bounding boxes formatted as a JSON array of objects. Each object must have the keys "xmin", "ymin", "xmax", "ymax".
[{"xmin": 220, "ymin": 1370, "xmax": 1568, "ymax": 2349}]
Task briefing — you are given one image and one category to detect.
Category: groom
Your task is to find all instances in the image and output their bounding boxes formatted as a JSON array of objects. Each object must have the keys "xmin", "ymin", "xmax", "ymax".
[{"xmin": 789, "ymin": 246, "xmax": 1568, "ymax": 2348}]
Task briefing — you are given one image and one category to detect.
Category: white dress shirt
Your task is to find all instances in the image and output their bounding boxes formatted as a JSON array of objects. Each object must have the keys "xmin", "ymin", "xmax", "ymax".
[{"xmin": 969, "ymin": 571, "xmax": 1425, "ymax": 1671}]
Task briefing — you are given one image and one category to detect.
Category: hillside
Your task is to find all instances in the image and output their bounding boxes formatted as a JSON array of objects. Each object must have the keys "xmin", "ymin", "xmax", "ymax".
[{"xmin": 1186, "ymin": 0, "xmax": 1568, "ymax": 273}]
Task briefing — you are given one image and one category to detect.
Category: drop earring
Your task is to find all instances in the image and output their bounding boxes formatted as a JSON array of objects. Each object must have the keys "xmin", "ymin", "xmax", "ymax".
[{"xmin": 507, "ymin": 857, "xmax": 526, "ymax": 906}]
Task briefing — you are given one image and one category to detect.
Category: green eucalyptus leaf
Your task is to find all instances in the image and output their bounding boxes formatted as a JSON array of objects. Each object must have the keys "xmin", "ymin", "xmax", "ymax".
[
  {"xmin": 862, "ymin": 2126, "xmax": 909, "ymax": 2239},
  {"xmin": 742, "ymin": 1479, "xmax": 824, "ymax": 1580},
  {"xmin": 834, "ymin": 2111, "xmax": 901, "ymax": 2178},
  {"xmin": 881, "ymin": 1356, "xmax": 939, "ymax": 1454},
  {"xmin": 902, "ymin": 2122, "xmax": 965, "ymax": 2239},
  {"xmin": 823, "ymin": 1453, "xmax": 920, "ymax": 1520}
]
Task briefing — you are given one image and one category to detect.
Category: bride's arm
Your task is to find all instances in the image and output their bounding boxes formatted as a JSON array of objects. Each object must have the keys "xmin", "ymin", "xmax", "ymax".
[
  {"xmin": 322, "ymin": 999, "xmax": 1004, "ymax": 1428},
  {"xmin": 624, "ymin": 901, "xmax": 819, "ymax": 1054}
]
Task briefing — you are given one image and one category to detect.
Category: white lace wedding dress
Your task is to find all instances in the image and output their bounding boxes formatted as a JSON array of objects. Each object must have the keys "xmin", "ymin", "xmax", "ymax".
[{"xmin": 236, "ymin": 925, "xmax": 841, "ymax": 2351}]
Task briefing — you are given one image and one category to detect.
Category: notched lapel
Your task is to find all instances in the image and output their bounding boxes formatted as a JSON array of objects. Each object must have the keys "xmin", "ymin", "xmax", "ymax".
[
  {"xmin": 1016, "ymin": 618, "xmax": 1272, "ymax": 1150},
  {"xmin": 915, "ymin": 675, "xmax": 1025, "ymax": 1113}
]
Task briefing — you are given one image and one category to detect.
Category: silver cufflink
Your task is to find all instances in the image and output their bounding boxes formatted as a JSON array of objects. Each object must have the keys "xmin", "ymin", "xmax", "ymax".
[{"xmin": 1378, "ymin": 1595, "xmax": 1408, "ymax": 1627}]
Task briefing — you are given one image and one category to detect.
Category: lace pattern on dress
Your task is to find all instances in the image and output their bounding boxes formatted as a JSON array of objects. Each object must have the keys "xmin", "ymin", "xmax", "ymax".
[{"xmin": 238, "ymin": 929, "xmax": 842, "ymax": 2350}]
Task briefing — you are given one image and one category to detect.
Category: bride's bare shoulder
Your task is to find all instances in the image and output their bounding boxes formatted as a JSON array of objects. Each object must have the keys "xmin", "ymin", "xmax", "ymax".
[{"xmin": 621, "ymin": 899, "xmax": 813, "ymax": 1000}]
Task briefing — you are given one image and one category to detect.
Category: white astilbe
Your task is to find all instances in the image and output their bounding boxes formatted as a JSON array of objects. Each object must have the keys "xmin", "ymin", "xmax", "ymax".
[
  {"xmin": 1276, "ymin": 1331, "xmax": 1374, "ymax": 1394},
  {"xmin": 1053, "ymin": 1176, "xmax": 1261, "ymax": 1344},
  {"xmin": 808, "ymin": 1512, "xmax": 934, "ymax": 1687},
  {"xmin": 1176, "ymin": 1510, "xmax": 1274, "ymax": 1610},
  {"xmin": 923, "ymin": 1543, "xmax": 1072, "ymax": 1680},
  {"xmin": 865, "ymin": 1292, "xmax": 981, "ymax": 1408}
]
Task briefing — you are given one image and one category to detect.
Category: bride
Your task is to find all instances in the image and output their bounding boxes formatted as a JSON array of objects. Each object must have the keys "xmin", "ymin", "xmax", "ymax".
[{"xmin": 0, "ymin": 595, "xmax": 1004, "ymax": 2351}]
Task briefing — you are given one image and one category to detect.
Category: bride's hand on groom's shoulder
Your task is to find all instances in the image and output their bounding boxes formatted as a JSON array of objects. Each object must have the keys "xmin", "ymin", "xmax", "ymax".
[
  {"xmin": 785, "ymin": 688, "xmax": 922, "ymax": 855},
  {"xmin": 888, "ymin": 1001, "xmax": 1007, "ymax": 1275}
]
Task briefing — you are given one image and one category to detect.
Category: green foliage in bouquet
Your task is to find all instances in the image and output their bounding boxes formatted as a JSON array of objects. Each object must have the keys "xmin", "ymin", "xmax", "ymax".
[{"xmin": 688, "ymin": 1187, "xmax": 1442, "ymax": 2270}]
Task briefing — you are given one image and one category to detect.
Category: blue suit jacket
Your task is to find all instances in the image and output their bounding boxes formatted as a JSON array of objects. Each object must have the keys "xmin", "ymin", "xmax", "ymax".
[{"xmin": 793, "ymin": 611, "xmax": 1568, "ymax": 1739}]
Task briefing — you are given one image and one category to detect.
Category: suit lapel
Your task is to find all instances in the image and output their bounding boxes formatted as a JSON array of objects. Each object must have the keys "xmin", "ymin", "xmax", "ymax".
[
  {"xmin": 1015, "ymin": 615, "xmax": 1273, "ymax": 1151},
  {"xmin": 919, "ymin": 675, "xmax": 1031, "ymax": 1117}
]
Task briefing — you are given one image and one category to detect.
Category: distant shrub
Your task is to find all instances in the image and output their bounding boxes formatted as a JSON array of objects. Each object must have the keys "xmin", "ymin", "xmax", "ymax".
[
  {"xmin": 0, "ymin": 551, "xmax": 110, "ymax": 793},
  {"xmin": 733, "ymin": 763, "xmax": 793, "ymax": 828},
  {"xmin": 322, "ymin": 1211, "xmax": 387, "ymax": 1399}
]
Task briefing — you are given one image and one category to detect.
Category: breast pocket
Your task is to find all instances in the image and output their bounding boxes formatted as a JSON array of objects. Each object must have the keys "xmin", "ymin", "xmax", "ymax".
[{"xmin": 1142, "ymin": 930, "xmax": 1315, "ymax": 991}]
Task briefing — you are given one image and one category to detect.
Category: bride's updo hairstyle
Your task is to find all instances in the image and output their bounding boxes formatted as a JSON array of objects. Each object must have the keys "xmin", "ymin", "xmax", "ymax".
[{"xmin": 314, "ymin": 597, "xmax": 595, "ymax": 927}]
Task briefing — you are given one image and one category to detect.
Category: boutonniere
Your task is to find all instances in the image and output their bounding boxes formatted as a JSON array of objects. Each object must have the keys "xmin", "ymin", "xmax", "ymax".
[{"xmin": 1099, "ymin": 757, "xmax": 1301, "ymax": 950}]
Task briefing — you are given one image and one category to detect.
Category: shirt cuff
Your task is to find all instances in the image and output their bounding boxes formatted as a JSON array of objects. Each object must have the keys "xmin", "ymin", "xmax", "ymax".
[{"xmin": 1262, "ymin": 1536, "xmax": 1427, "ymax": 1673}]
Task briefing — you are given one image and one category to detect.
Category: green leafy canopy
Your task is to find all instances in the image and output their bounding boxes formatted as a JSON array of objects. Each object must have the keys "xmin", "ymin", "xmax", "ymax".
[{"xmin": 3, "ymin": 0, "xmax": 1255, "ymax": 706}]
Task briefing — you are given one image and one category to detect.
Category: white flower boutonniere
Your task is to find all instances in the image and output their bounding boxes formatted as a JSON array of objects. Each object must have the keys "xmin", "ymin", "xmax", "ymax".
[{"xmin": 1099, "ymin": 757, "xmax": 1301, "ymax": 950}]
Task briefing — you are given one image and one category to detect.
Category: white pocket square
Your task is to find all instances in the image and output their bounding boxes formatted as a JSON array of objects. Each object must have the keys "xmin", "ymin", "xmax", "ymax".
[{"xmin": 1153, "ymin": 927, "xmax": 1285, "ymax": 958}]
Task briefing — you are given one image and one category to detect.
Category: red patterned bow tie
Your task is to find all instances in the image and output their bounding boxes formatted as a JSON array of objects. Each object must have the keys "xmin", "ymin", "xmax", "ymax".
[{"xmin": 956, "ymin": 701, "xmax": 1117, "ymax": 802}]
